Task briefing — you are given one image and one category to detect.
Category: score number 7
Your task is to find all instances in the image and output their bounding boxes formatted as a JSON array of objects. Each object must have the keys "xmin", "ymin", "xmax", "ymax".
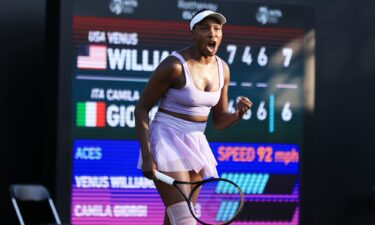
[{"xmin": 226, "ymin": 45, "xmax": 237, "ymax": 65}]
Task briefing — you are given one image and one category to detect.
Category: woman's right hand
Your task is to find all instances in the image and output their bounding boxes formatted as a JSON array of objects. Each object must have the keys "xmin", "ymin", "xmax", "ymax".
[{"xmin": 141, "ymin": 155, "xmax": 158, "ymax": 180}]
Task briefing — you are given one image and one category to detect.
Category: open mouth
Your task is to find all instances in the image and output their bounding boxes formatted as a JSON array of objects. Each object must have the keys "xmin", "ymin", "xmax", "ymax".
[{"xmin": 207, "ymin": 41, "xmax": 216, "ymax": 51}]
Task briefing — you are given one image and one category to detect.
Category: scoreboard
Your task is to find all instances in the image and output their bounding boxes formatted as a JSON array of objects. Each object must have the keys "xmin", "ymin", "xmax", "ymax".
[{"xmin": 57, "ymin": 0, "xmax": 314, "ymax": 224}]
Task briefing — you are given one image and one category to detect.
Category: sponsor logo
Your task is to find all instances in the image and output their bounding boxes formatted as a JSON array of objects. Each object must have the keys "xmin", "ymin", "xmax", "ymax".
[
  {"xmin": 177, "ymin": 0, "xmax": 218, "ymax": 20},
  {"xmin": 255, "ymin": 6, "xmax": 283, "ymax": 25}
]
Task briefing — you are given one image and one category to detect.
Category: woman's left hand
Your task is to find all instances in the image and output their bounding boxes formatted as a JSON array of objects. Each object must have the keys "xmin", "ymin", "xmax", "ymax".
[{"xmin": 236, "ymin": 96, "xmax": 253, "ymax": 117}]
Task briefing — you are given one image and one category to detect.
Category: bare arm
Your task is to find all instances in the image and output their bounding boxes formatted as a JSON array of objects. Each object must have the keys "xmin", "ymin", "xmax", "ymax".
[
  {"xmin": 211, "ymin": 60, "xmax": 253, "ymax": 130},
  {"xmin": 134, "ymin": 57, "xmax": 182, "ymax": 179}
]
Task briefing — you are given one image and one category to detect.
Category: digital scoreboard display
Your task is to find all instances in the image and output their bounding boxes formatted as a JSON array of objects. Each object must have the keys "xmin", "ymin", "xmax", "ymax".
[{"xmin": 58, "ymin": 0, "xmax": 314, "ymax": 224}]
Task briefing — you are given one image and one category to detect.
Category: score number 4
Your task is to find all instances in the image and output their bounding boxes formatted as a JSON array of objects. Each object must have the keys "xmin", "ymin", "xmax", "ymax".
[{"xmin": 226, "ymin": 45, "xmax": 293, "ymax": 68}]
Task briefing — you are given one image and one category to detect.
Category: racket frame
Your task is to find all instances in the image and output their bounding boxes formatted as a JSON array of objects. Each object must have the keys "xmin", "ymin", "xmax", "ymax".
[{"xmin": 155, "ymin": 171, "xmax": 244, "ymax": 225}]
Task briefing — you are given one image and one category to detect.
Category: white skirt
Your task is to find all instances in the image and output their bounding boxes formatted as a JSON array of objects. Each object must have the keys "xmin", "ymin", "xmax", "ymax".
[{"xmin": 137, "ymin": 112, "xmax": 218, "ymax": 178}]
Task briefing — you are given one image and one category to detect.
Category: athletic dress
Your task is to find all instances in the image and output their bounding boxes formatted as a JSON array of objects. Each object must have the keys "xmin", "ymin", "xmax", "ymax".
[{"xmin": 137, "ymin": 52, "xmax": 224, "ymax": 178}]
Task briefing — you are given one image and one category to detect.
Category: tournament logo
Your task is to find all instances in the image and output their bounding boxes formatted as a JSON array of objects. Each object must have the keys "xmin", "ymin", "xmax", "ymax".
[
  {"xmin": 255, "ymin": 6, "xmax": 283, "ymax": 25},
  {"xmin": 109, "ymin": 0, "xmax": 139, "ymax": 15}
]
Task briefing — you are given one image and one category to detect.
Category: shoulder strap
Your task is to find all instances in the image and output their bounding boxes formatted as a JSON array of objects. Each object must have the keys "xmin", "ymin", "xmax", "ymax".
[
  {"xmin": 216, "ymin": 56, "xmax": 225, "ymax": 88},
  {"xmin": 171, "ymin": 52, "xmax": 193, "ymax": 86}
]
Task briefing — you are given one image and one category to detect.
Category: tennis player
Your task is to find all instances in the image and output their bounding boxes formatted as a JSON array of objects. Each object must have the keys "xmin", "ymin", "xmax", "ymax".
[{"xmin": 135, "ymin": 9, "xmax": 252, "ymax": 225}]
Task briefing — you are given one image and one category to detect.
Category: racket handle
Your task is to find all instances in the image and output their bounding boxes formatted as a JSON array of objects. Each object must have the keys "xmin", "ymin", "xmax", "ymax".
[{"xmin": 155, "ymin": 171, "xmax": 175, "ymax": 185}]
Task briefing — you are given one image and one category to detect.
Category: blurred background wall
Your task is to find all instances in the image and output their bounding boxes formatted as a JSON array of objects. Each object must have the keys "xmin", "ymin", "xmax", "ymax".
[
  {"xmin": 0, "ymin": 0, "xmax": 58, "ymax": 223},
  {"xmin": 0, "ymin": 0, "xmax": 374, "ymax": 224},
  {"xmin": 311, "ymin": 0, "xmax": 375, "ymax": 224}
]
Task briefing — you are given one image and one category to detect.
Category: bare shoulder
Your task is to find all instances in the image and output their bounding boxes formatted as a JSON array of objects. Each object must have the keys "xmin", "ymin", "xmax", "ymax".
[
  {"xmin": 153, "ymin": 55, "xmax": 183, "ymax": 80},
  {"xmin": 138, "ymin": 54, "xmax": 184, "ymax": 104}
]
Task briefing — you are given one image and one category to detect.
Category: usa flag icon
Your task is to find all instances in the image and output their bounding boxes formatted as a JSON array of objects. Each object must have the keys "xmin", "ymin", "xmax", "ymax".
[{"xmin": 77, "ymin": 45, "xmax": 107, "ymax": 70}]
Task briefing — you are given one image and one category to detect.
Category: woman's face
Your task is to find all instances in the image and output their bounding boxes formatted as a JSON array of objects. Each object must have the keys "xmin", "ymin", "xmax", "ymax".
[{"xmin": 192, "ymin": 17, "xmax": 223, "ymax": 57}]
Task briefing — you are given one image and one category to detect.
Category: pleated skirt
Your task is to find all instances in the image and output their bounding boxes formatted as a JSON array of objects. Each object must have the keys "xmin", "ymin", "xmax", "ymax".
[{"xmin": 137, "ymin": 112, "xmax": 218, "ymax": 178}]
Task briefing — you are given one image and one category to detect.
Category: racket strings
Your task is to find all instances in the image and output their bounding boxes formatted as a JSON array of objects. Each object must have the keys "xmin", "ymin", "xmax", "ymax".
[{"xmin": 192, "ymin": 180, "xmax": 243, "ymax": 225}]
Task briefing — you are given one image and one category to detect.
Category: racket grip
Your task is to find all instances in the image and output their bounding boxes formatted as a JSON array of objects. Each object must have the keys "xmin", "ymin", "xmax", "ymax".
[{"xmin": 155, "ymin": 171, "xmax": 175, "ymax": 185}]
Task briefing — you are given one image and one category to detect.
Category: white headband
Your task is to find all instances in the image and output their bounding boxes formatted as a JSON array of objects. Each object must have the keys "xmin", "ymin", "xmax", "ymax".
[{"xmin": 190, "ymin": 10, "xmax": 226, "ymax": 31}]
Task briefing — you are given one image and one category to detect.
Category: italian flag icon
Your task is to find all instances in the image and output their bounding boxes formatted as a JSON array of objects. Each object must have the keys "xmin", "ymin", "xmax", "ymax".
[{"xmin": 76, "ymin": 102, "xmax": 106, "ymax": 127}]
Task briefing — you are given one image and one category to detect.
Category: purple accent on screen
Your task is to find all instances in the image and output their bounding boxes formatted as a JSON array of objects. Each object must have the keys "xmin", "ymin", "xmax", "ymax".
[{"xmin": 71, "ymin": 140, "xmax": 299, "ymax": 224}]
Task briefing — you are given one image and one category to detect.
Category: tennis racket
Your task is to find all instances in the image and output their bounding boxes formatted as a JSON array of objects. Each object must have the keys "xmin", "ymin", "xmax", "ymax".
[{"xmin": 155, "ymin": 171, "xmax": 244, "ymax": 225}]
